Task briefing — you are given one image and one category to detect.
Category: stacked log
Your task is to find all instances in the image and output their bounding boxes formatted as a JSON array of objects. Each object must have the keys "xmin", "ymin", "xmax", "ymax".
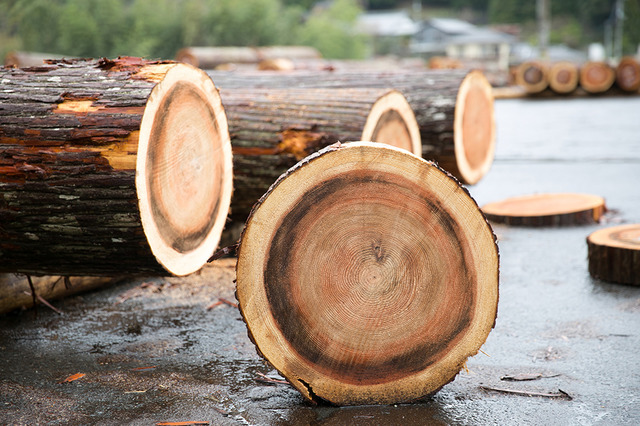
[
  {"xmin": 548, "ymin": 61, "xmax": 579, "ymax": 94},
  {"xmin": 615, "ymin": 56, "xmax": 640, "ymax": 93},
  {"xmin": 176, "ymin": 46, "xmax": 321, "ymax": 70},
  {"xmin": 236, "ymin": 142, "xmax": 499, "ymax": 405},
  {"xmin": 514, "ymin": 61, "xmax": 549, "ymax": 94},
  {"xmin": 220, "ymin": 88, "xmax": 421, "ymax": 222},
  {"xmin": 209, "ymin": 69, "xmax": 496, "ymax": 185},
  {"xmin": 580, "ymin": 61, "xmax": 616, "ymax": 94},
  {"xmin": 0, "ymin": 57, "xmax": 233, "ymax": 276},
  {"xmin": 4, "ymin": 51, "xmax": 69, "ymax": 68}
]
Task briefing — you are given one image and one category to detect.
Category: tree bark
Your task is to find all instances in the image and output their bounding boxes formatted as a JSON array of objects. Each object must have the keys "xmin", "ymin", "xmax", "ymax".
[
  {"xmin": 615, "ymin": 56, "xmax": 640, "ymax": 93},
  {"xmin": 580, "ymin": 61, "xmax": 616, "ymax": 94},
  {"xmin": 587, "ymin": 224, "xmax": 640, "ymax": 286},
  {"xmin": 176, "ymin": 46, "xmax": 321, "ymax": 70},
  {"xmin": 209, "ymin": 69, "xmax": 495, "ymax": 185},
  {"xmin": 221, "ymin": 87, "xmax": 421, "ymax": 222},
  {"xmin": 236, "ymin": 142, "xmax": 499, "ymax": 406},
  {"xmin": 548, "ymin": 61, "xmax": 579, "ymax": 94},
  {"xmin": 0, "ymin": 57, "xmax": 233, "ymax": 276},
  {"xmin": 515, "ymin": 61, "xmax": 549, "ymax": 94},
  {"xmin": 482, "ymin": 193, "xmax": 606, "ymax": 227}
]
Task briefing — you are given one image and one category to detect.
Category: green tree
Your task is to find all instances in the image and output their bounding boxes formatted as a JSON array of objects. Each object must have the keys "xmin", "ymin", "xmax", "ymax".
[
  {"xmin": 8, "ymin": 0, "xmax": 62, "ymax": 53},
  {"xmin": 57, "ymin": 0, "xmax": 100, "ymax": 57}
]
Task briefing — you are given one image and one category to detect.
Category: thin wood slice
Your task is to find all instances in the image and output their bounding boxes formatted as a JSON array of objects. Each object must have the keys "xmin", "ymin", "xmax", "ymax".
[
  {"xmin": 615, "ymin": 56, "xmax": 640, "ymax": 92},
  {"xmin": 515, "ymin": 61, "xmax": 549, "ymax": 94},
  {"xmin": 236, "ymin": 142, "xmax": 499, "ymax": 406},
  {"xmin": 548, "ymin": 61, "xmax": 579, "ymax": 94},
  {"xmin": 587, "ymin": 224, "xmax": 640, "ymax": 286},
  {"xmin": 482, "ymin": 193, "xmax": 606, "ymax": 227},
  {"xmin": 580, "ymin": 61, "xmax": 616, "ymax": 94}
]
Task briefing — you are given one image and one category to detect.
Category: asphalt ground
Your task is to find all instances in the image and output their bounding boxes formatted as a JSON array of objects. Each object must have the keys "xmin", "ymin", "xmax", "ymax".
[{"xmin": 1, "ymin": 95, "xmax": 639, "ymax": 425}]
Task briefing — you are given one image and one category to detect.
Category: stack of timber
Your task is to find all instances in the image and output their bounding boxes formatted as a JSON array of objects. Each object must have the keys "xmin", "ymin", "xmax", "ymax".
[
  {"xmin": 176, "ymin": 46, "xmax": 321, "ymax": 70},
  {"xmin": 587, "ymin": 224, "xmax": 640, "ymax": 286},
  {"xmin": 220, "ymin": 87, "xmax": 421, "ymax": 222},
  {"xmin": 482, "ymin": 193, "xmax": 606, "ymax": 227},
  {"xmin": 209, "ymin": 68, "xmax": 496, "ymax": 185},
  {"xmin": 615, "ymin": 56, "xmax": 640, "ymax": 93},
  {"xmin": 236, "ymin": 142, "xmax": 499, "ymax": 405},
  {"xmin": 0, "ymin": 57, "xmax": 233, "ymax": 277}
]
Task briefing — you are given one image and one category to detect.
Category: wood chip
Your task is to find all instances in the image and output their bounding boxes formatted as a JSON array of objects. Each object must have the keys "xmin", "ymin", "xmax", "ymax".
[{"xmin": 58, "ymin": 373, "xmax": 86, "ymax": 384}]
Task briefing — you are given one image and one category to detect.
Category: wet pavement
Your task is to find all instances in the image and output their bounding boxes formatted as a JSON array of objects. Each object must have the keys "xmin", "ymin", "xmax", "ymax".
[{"xmin": 1, "ymin": 95, "xmax": 640, "ymax": 425}]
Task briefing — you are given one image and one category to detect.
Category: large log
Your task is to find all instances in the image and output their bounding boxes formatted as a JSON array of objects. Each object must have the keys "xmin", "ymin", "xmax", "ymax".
[
  {"xmin": 221, "ymin": 87, "xmax": 421, "ymax": 222},
  {"xmin": 236, "ymin": 142, "xmax": 499, "ymax": 406},
  {"xmin": 580, "ymin": 61, "xmax": 616, "ymax": 94},
  {"xmin": 615, "ymin": 56, "xmax": 640, "ymax": 93},
  {"xmin": 587, "ymin": 224, "xmax": 640, "ymax": 286},
  {"xmin": 209, "ymin": 69, "xmax": 496, "ymax": 185},
  {"xmin": 548, "ymin": 61, "xmax": 579, "ymax": 94},
  {"xmin": 514, "ymin": 61, "xmax": 549, "ymax": 94},
  {"xmin": 0, "ymin": 57, "xmax": 233, "ymax": 276},
  {"xmin": 176, "ymin": 46, "xmax": 321, "ymax": 70}
]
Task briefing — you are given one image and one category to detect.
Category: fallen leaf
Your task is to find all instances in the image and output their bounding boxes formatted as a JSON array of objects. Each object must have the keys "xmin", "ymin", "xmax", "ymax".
[{"xmin": 59, "ymin": 373, "xmax": 86, "ymax": 384}]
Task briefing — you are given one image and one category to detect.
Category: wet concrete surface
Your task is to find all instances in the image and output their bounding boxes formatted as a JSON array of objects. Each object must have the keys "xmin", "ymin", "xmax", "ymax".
[{"xmin": 1, "ymin": 96, "xmax": 640, "ymax": 425}]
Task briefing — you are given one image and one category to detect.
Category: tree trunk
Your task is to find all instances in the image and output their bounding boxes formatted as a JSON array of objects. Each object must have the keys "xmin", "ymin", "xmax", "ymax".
[
  {"xmin": 580, "ymin": 61, "xmax": 616, "ymax": 94},
  {"xmin": 236, "ymin": 142, "xmax": 499, "ymax": 406},
  {"xmin": 615, "ymin": 56, "xmax": 640, "ymax": 93},
  {"xmin": 0, "ymin": 273, "xmax": 121, "ymax": 314},
  {"xmin": 482, "ymin": 193, "xmax": 606, "ymax": 227},
  {"xmin": 0, "ymin": 57, "xmax": 233, "ymax": 276},
  {"xmin": 515, "ymin": 61, "xmax": 549, "ymax": 94},
  {"xmin": 176, "ymin": 46, "xmax": 321, "ymax": 70},
  {"xmin": 587, "ymin": 224, "xmax": 640, "ymax": 286},
  {"xmin": 209, "ymin": 69, "xmax": 495, "ymax": 185},
  {"xmin": 548, "ymin": 61, "xmax": 579, "ymax": 94},
  {"xmin": 221, "ymin": 87, "xmax": 421, "ymax": 222}
]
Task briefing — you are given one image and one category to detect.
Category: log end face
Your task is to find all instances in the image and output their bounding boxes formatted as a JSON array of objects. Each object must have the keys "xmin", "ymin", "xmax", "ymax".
[
  {"xmin": 587, "ymin": 224, "xmax": 640, "ymax": 286},
  {"xmin": 454, "ymin": 70, "xmax": 496, "ymax": 185},
  {"xmin": 237, "ymin": 142, "xmax": 499, "ymax": 405},
  {"xmin": 580, "ymin": 61, "xmax": 616, "ymax": 94},
  {"xmin": 136, "ymin": 64, "xmax": 233, "ymax": 276},
  {"xmin": 616, "ymin": 57, "xmax": 640, "ymax": 92}
]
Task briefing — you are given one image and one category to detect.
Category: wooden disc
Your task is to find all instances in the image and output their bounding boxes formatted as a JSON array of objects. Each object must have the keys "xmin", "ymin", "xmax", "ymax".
[
  {"xmin": 361, "ymin": 90, "xmax": 422, "ymax": 157},
  {"xmin": 588, "ymin": 224, "xmax": 640, "ymax": 285},
  {"xmin": 236, "ymin": 142, "xmax": 499, "ymax": 405},
  {"xmin": 615, "ymin": 57, "xmax": 640, "ymax": 92},
  {"xmin": 482, "ymin": 193, "xmax": 606, "ymax": 227},
  {"xmin": 548, "ymin": 61, "xmax": 579, "ymax": 94},
  {"xmin": 454, "ymin": 70, "xmax": 496, "ymax": 185},
  {"xmin": 580, "ymin": 61, "xmax": 615, "ymax": 94},
  {"xmin": 515, "ymin": 61, "xmax": 549, "ymax": 94},
  {"xmin": 136, "ymin": 64, "xmax": 233, "ymax": 276}
]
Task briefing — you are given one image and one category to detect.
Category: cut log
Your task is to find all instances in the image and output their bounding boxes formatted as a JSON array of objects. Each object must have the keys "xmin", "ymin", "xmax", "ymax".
[
  {"xmin": 176, "ymin": 46, "xmax": 321, "ymax": 69},
  {"xmin": 615, "ymin": 56, "xmax": 640, "ymax": 93},
  {"xmin": 209, "ymin": 69, "xmax": 496, "ymax": 185},
  {"xmin": 580, "ymin": 61, "xmax": 616, "ymax": 94},
  {"xmin": 548, "ymin": 61, "xmax": 579, "ymax": 94},
  {"xmin": 587, "ymin": 224, "xmax": 640, "ymax": 286},
  {"xmin": 0, "ymin": 57, "xmax": 233, "ymax": 276},
  {"xmin": 236, "ymin": 142, "xmax": 499, "ymax": 406},
  {"xmin": 221, "ymin": 87, "xmax": 421, "ymax": 222},
  {"xmin": 4, "ymin": 51, "xmax": 69, "ymax": 68},
  {"xmin": 514, "ymin": 61, "xmax": 549, "ymax": 94},
  {"xmin": 482, "ymin": 193, "xmax": 606, "ymax": 227},
  {"xmin": 0, "ymin": 273, "xmax": 121, "ymax": 314}
]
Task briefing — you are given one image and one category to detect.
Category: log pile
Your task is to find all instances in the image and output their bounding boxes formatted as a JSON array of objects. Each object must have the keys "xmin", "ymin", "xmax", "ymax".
[
  {"xmin": 236, "ymin": 142, "xmax": 499, "ymax": 405},
  {"xmin": 0, "ymin": 57, "xmax": 233, "ymax": 276},
  {"xmin": 208, "ymin": 68, "xmax": 496, "ymax": 185},
  {"xmin": 176, "ymin": 46, "xmax": 321, "ymax": 70}
]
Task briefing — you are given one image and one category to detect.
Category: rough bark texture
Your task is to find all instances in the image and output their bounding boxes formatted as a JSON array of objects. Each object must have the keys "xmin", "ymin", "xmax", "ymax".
[
  {"xmin": 209, "ymin": 69, "xmax": 495, "ymax": 184},
  {"xmin": 236, "ymin": 142, "xmax": 499, "ymax": 406},
  {"xmin": 220, "ymin": 87, "xmax": 421, "ymax": 222},
  {"xmin": 0, "ymin": 57, "xmax": 233, "ymax": 276},
  {"xmin": 580, "ymin": 61, "xmax": 616, "ymax": 94},
  {"xmin": 515, "ymin": 61, "xmax": 549, "ymax": 94},
  {"xmin": 548, "ymin": 61, "xmax": 579, "ymax": 94},
  {"xmin": 176, "ymin": 46, "xmax": 321, "ymax": 69},
  {"xmin": 587, "ymin": 224, "xmax": 640, "ymax": 286},
  {"xmin": 615, "ymin": 56, "xmax": 640, "ymax": 93},
  {"xmin": 482, "ymin": 193, "xmax": 606, "ymax": 227}
]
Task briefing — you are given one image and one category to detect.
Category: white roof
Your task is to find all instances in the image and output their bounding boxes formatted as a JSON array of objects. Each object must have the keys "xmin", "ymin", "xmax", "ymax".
[{"xmin": 356, "ymin": 11, "xmax": 420, "ymax": 37}]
